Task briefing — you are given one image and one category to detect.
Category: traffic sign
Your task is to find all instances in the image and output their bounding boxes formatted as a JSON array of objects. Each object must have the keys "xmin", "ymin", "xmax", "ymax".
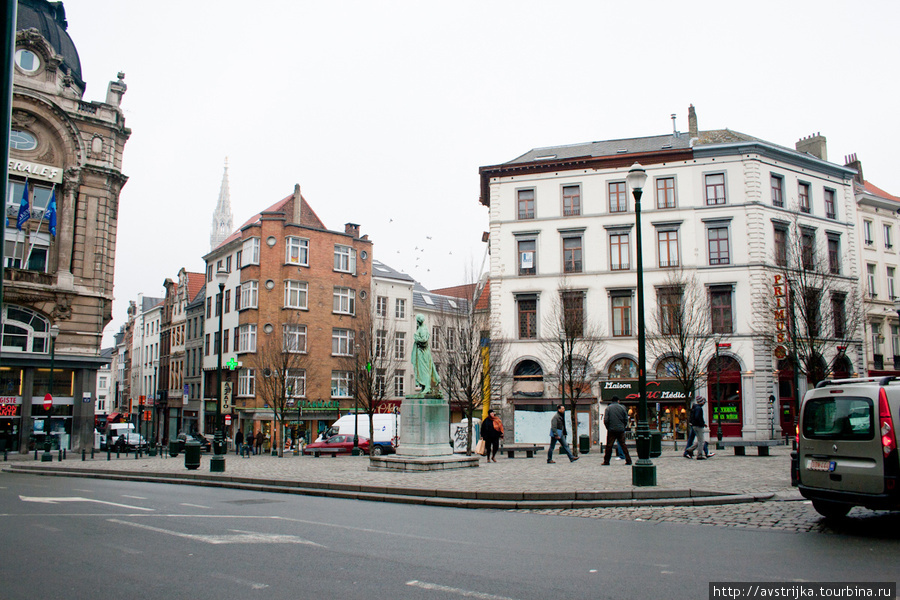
[{"xmin": 43, "ymin": 393, "xmax": 52, "ymax": 410}]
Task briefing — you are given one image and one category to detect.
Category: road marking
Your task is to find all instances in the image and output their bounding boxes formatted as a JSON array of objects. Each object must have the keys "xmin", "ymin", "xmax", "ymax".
[
  {"xmin": 179, "ymin": 503, "xmax": 210, "ymax": 509},
  {"xmin": 19, "ymin": 496, "xmax": 154, "ymax": 511},
  {"xmin": 406, "ymin": 581, "xmax": 522, "ymax": 600},
  {"xmin": 122, "ymin": 495, "xmax": 147, "ymax": 500},
  {"xmin": 108, "ymin": 519, "xmax": 324, "ymax": 546}
]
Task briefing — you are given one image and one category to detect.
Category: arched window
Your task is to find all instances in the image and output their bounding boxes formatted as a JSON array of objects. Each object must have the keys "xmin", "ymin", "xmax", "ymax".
[
  {"xmin": 656, "ymin": 356, "xmax": 684, "ymax": 379},
  {"xmin": 1, "ymin": 305, "xmax": 51, "ymax": 353},
  {"xmin": 608, "ymin": 357, "xmax": 638, "ymax": 379},
  {"xmin": 513, "ymin": 359, "xmax": 543, "ymax": 381},
  {"xmin": 832, "ymin": 354, "xmax": 852, "ymax": 379}
]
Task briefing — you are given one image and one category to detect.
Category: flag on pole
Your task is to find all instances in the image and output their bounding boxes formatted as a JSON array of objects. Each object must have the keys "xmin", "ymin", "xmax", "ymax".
[
  {"xmin": 16, "ymin": 180, "xmax": 30, "ymax": 230},
  {"xmin": 46, "ymin": 187, "xmax": 57, "ymax": 236}
]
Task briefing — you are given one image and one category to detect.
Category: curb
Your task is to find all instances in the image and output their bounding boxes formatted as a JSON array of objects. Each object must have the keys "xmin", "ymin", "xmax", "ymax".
[{"xmin": 2, "ymin": 464, "xmax": 774, "ymax": 509}]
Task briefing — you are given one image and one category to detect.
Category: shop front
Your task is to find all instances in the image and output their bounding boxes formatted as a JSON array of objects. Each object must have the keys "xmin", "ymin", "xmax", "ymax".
[
  {"xmin": 0, "ymin": 396, "xmax": 20, "ymax": 453},
  {"xmin": 510, "ymin": 397, "xmax": 594, "ymax": 445},
  {"xmin": 707, "ymin": 356, "xmax": 743, "ymax": 438},
  {"xmin": 599, "ymin": 378, "xmax": 692, "ymax": 441}
]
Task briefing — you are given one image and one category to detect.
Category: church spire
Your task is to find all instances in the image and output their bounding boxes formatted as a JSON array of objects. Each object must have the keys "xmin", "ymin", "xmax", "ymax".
[{"xmin": 210, "ymin": 158, "xmax": 234, "ymax": 251}]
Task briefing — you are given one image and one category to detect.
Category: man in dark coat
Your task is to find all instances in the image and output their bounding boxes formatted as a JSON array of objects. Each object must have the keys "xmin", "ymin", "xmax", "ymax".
[
  {"xmin": 548, "ymin": 405, "xmax": 578, "ymax": 463},
  {"xmin": 602, "ymin": 396, "xmax": 632, "ymax": 465}
]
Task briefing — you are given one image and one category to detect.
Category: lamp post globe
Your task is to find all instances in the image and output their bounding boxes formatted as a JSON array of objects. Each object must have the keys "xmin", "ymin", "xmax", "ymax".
[
  {"xmin": 210, "ymin": 269, "xmax": 229, "ymax": 472},
  {"xmin": 626, "ymin": 163, "xmax": 656, "ymax": 486}
]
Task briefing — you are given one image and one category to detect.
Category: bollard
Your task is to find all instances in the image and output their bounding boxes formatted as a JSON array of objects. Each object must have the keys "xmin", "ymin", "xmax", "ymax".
[
  {"xmin": 3, "ymin": 450, "xmax": 7, "ymax": 461},
  {"xmin": 116, "ymin": 447, "xmax": 120, "ymax": 459},
  {"xmin": 82, "ymin": 449, "xmax": 86, "ymax": 461},
  {"xmin": 58, "ymin": 448, "xmax": 62, "ymax": 461},
  {"xmin": 62, "ymin": 448, "xmax": 66, "ymax": 460},
  {"xmin": 107, "ymin": 445, "xmax": 111, "ymax": 461},
  {"xmin": 91, "ymin": 447, "xmax": 95, "ymax": 460},
  {"xmin": 34, "ymin": 447, "xmax": 38, "ymax": 460},
  {"xmin": 135, "ymin": 447, "xmax": 139, "ymax": 459}
]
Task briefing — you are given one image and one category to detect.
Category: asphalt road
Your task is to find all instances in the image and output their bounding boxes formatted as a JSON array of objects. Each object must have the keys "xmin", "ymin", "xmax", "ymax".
[{"xmin": 1, "ymin": 472, "xmax": 898, "ymax": 600}]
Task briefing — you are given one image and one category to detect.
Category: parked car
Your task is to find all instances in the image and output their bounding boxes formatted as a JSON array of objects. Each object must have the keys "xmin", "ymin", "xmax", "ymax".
[
  {"xmin": 112, "ymin": 431, "xmax": 149, "ymax": 452},
  {"xmin": 172, "ymin": 432, "xmax": 213, "ymax": 454},
  {"xmin": 796, "ymin": 377, "xmax": 899, "ymax": 519},
  {"xmin": 302, "ymin": 434, "xmax": 394, "ymax": 456}
]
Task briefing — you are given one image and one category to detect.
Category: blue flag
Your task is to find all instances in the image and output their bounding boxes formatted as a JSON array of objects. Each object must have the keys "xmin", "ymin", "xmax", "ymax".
[
  {"xmin": 16, "ymin": 180, "xmax": 30, "ymax": 230},
  {"xmin": 46, "ymin": 188, "xmax": 57, "ymax": 236}
]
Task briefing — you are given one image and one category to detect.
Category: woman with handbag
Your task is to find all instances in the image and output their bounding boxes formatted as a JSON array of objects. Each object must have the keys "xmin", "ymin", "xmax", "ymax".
[{"xmin": 480, "ymin": 409, "xmax": 504, "ymax": 463}]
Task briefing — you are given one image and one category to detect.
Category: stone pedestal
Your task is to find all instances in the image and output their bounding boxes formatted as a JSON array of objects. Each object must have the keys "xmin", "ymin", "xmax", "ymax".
[{"xmin": 368, "ymin": 393, "xmax": 479, "ymax": 472}]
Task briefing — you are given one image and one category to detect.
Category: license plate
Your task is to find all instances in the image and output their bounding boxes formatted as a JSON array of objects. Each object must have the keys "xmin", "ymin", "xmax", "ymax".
[{"xmin": 808, "ymin": 459, "xmax": 836, "ymax": 472}]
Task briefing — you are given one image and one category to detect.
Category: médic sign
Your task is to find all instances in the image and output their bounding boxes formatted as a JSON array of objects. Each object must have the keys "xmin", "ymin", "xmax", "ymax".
[{"xmin": 600, "ymin": 379, "xmax": 691, "ymax": 402}]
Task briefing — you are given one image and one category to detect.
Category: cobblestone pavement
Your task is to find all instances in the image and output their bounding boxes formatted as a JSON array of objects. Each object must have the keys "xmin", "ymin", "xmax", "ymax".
[{"xmin": 8, "ymin": 445, "xmax": 899, "ymax": 534}]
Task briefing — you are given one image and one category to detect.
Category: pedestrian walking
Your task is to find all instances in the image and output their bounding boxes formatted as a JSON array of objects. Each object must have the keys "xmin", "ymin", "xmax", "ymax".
[
  {"xmin": 481, "ymin": 409, "xmax": 504, "ymax": 463},
  {"xmin": 684, "ymin": 397, "xmax": 708, "ymax": 460},
  {"xmin": 602, "ymin": 396, "xmax": 632, "ymax": 465},
  {"xmin": 234, "ymin": 430, "xmax": 243, "ymax": 456},
  {"xmin": 255, "ymin": 430, "xmax": 264, "ymax": 455},
  {"xmin": 548, "ymin": 405, "xmax": 578, "ymax": 463},
  {"xmin": 683, "ymin": 409, "xmax": 715, "ymax": 458}
]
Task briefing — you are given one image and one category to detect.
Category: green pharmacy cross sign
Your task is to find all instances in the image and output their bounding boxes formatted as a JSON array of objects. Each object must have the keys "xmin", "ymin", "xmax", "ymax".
[{"xmin": 225, "ymin": 357, "xmax": 241, "ymax": 371}]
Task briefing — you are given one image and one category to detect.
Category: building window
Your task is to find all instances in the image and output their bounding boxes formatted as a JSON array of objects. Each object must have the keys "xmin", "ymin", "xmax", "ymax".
[
  {"xmin": 375, "ymin": 370, "xmax": 386, "ymax": 397},
  {"xmin": 562, "ymin": 235, "xmax": 583, "ymax": 273},
  {"xmin": 832, "ymin": 294, "xmax": 846, "ymax": 339},
  {"xmin": 658, "ymin": 286, "xmax": 682, "ymax": 335},
  {"xmin": 334, "ymin": 245, "xmax": 356, "ymax": 273},
  {"xmin": 893, "ymin": 325, "xmax": 900, "ymax": 359},
  {"xmin": 333, "ymin": 287, "xmax": 356, "ymax": 315},
  {"xmin": 707, "ymin": 227, "xmax": 730, "ymax": 265},
  {"xmin": 609, "ymin": 357, "xmax": 639, "ymax": 379},
  {"xmin": 233, "ymin": 327, "xmax": 239, "ymax": 352},
  {"xmin": 801, "ymin": 229, "xmax": 815, "ymax": 271},
  {"xmin": 0, "ymin": 305, "xmax": 52, "ymax": 353},
  {"xmin": 238, "ymin": 324, "xmax": 257, "ymax": 353},
  {"xmin": 242, "ymin": 237, "xmax": 260, "ymax": 266},
  {"xmin": 804, "ymin": 287, "xmax": 822, "ymax": 338},
  {"xmin": 375, "ymin": 329, "xmax": 387, "ymax": 358},
  {"xmin": 518, "ymin": 239, "xmax": 536, "ymax": 276},
  {"xmin": 286, "ymin": 369, "xmax": 306, "ymax": 398},
  {"xmin": 394, "ymin": 331, "xmax": 406, "ymax": 360},
  {"xmin": 222, "ymin": 329, "xmax": 229, "ymax": 355},
  {"xmin": 561, "ymin": 291, "xmax": 584, "ymax": 337},
  {"xmin": 286, "ymin": 237, "xmax": 309, "ymax": 266},
  {"xmin": 798, "ymin": 183, "xmax": 811, "ymax": 214},
  {"xmin": 611, "ymin": 293, "xmax": 632, "ymax": 337},
  {"xmin": 283, "ymin": 324, "xmax": 307, "ymax": 353},
  {"xmin": 234, "ymin": 285, "xmax": 241, "ymax": 311},
  {"xmin": 376, "ymin": 296, "xmax": 388, "ymax": 317},
  {"xmin": 517, "ymin": 296, "xmax": 537, "ymax": 339},
  {"xmin": 710, "ymin": 287, "xmax": 733, "ymax": 334},
  {"xmin": 394, "ymin": 372, "xmax": 405, "ymax": 397},
  {"xmin": 238, "ymin": 369, "xmax": 255, "ymax": 397},
  {"xmin": 609, "ymin": 181, "xmax": 627, "ymax": 213},
  {"xmin": 705, "ymin": 173, "xmax": 726, "ymax": 205},
  {"xmin": 868, "ymin": 264, "xmax": 877, "ymax": 297},
  {"xmin": 395, "ymin": 298, "xmax": 406, "ymax": 319},
  {"xmin": 240, "ymin": 281, "xmax": 258, "ymax": 309},
  {"xmin": 774, "ymin": 226, "xmax": 788, "ymax": 267},
  {"xmin": 657, "ymin": 229, "xmax": 679, "ymax": 268},
  {"xmin": 656, "ymin": 177, "xmax": 675, "ymax": 209},
  {"xmin": 888, "ymin": 267, "xmax": 896, "ymax": 300},
  {"xmin": 771, "ymin": 175, "xmax": 784, "ymax": 207},
  {"xmin": 331, "ymin": 371, "xmax": 352, "ymax": 398},
  {"xmin": 885, "ymin": 224, "xmax": 894, "ymax": 250},
  {"xmin": 284, "ymin": 280, "xmax": 308, "ymax": 309},
  {"xmin": 431, "ymin": 326, "xmax": 440, "ymax": 349},
  {"xmin": 562, "ymin": 185, "xmax": 581, "ymax": 216},
  {"xmin": 828, "ymin": 236, "xmax": 841, "ymax": 275},
  {"xmin": 610, "ymin": 232, "xmax": 630, "ymax": 271},
  {"xmin": 517, "ymin": 189, "xmax": 535, "ymax": 220},
  {"xmin": 824, "ymin": 189, "xmax": 836, "ymax": 219},
  {"xmin": 445, "ymin": 328, "xmax": 455, "ymax": 352},
  {"xmin": 332, "ymin": 328, "xmax": 354, "ymax": 356},
  {"xmin": 864, "ymin": 220, "xmax": 874, "ymax": 245}
]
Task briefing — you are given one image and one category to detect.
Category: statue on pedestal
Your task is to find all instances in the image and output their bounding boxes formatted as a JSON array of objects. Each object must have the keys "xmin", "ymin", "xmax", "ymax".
[{"xmin": 412, "ymin": 313, "xmax": 441, "ymax": 395}]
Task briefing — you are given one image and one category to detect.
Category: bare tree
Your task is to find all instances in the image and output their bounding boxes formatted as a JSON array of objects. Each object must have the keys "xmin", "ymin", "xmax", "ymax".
[
  {"xmin": 337, "ymin": 295, "xmax": 402, "ymax": 455},
  {"xmin": 245, "ymin": 314, "xmax": 311, "ymax": 457},
  {"xmin": 541, "ymin": 284, "xmax": 605, "ymax": 457},
  {"xmin": 755, "ymin": 212, "xmax": 864, "ymax": 394},
  {"xmin": 646, "ymin": 268, "xmax": 717, "ymax": 413},
  {"xmin": 435, "ymin": 280, "xmax": 495, "ymax": 455}
]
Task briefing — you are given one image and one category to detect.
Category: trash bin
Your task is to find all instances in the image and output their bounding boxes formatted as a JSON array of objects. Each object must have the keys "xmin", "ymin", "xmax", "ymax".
[
  {"xmin": 579, "ymin": 434, "xmax": 590, "ymax": 454},
  {"xmin": 184, "ymin": 440, "xmax": 201, "ymax": 470},
  {"xmin": 650, "ymin": 430, "xmax": 662, "ymax": 458},
  {"xmin": 169, "ymin": 440, "xmax": 180, "ymax": 457}
]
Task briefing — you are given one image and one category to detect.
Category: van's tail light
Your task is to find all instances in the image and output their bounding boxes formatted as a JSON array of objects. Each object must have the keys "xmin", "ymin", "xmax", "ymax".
[{"xmin": 879, "ymin": 388, "xmax": 897, "ymax": 457}]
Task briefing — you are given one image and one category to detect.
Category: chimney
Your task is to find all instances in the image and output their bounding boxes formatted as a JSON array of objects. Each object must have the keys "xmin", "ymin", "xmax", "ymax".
[
  {"xmin": 844, "ymin": 153, "xmax": 864, "ymax": 184},
  {"xmin": 688, "ymin": 104, "xmax": 698, "ymax": 138},
  {"xmin": 671, "ymin": 113, "xmax": 678, "ymax": 137},
  {"xmin": 293, "ymin": 184, "xmax": 302, "ymax": 223},
  {"xmin": 795, "ymin": 133, "xmax": 827, "ymax": 161},
  {"xmin": 345, "ymin": 223, "xmax": 360, "ymax": 238}
]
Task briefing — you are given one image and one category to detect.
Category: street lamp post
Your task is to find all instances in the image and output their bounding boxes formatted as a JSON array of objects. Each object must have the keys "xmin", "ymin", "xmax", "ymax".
[
  {"xmin": 210, "ymin": 269, "xmax": 228, "ymax": 472},
  {"xmin": 893, "ymin": 298, "xmax": 900, "ymax": 357},
  {"xmin": 41, "ymin": 325, "xmax": 60, "ymax": 462},
  {"xmin": 626, "ymin": 163, "xmax": 656, "ymax": 486}
]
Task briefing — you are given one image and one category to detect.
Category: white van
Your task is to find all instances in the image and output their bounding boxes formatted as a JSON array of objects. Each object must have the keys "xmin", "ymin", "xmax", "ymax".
[
  {"xmin": 97, "ymin": 422, "xmax": 147, "ymax": 451},
  {"xmin": 319, "ymin": 414, "xmax": 400, "ymax": 446}
]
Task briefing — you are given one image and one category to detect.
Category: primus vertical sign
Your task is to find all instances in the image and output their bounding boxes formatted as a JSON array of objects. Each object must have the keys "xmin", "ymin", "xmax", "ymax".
[{"xmin": 772, "ymin": 274, "xmax": 789, "ymax": 359}]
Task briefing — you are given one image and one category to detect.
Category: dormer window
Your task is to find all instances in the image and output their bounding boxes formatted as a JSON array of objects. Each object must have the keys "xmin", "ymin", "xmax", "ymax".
[
  {"xmin": 9, "ymin": 130, "xmax": 37, "ymax": 151},
  {"xmin": 14, "ymin": 49, "xmax": 40, "ymax": 73}
]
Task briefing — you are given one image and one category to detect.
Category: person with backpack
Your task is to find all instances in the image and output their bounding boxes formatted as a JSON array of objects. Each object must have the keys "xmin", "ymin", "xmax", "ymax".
[{"xmin": 684, "ymin": 397, "xmax": 708, "ymax": 460}]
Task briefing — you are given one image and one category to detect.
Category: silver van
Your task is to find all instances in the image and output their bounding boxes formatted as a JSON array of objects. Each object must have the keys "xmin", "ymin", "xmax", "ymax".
[{"xmin": 797, "ymin": 377, "xmax": 900, "ymax": 518}]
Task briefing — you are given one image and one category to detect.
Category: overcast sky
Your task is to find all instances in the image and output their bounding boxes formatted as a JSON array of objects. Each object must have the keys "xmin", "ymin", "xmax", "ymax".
[{"xmin": 57, "ymin": 0, "xmax": 900, "ymax": 348}]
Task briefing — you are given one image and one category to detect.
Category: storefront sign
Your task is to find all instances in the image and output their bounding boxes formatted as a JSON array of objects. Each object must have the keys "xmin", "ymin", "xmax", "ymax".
[
  {"xmin": 773, "ymin": 274, "xmax": 790, "ymax": 344},
  {"xmin": 0, "ymin": 396, "xmax": 19, "ymax": 405},
  {"xmin": 7, "ymin": 159, "xmax": 63, "ymax": 183},
  {"xmin": 600, "ymin": 379, "xmax": 691, "ymax": 402},
  {"xmin": 299, "ymin": 400, "xmax": 340, "ymax": 412},
  {"xmin": 0, "ymin": 405, "xmax": 20, "ymax": 416},
  {"xmin": 712, "ymin": 403, "xmax": 741, "ymax": 422}
]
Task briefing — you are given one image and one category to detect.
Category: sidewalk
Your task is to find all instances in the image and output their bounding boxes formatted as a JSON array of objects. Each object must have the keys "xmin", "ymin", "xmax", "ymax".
[{"xmin": 0, "ymin": 445, "xmax": 799, "ymax": 509}]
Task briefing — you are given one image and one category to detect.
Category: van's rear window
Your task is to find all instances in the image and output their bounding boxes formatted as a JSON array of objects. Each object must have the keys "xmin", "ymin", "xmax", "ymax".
[{"xmin": 802, "ymin": 396, "xmax": 874, "ymax": 440}]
